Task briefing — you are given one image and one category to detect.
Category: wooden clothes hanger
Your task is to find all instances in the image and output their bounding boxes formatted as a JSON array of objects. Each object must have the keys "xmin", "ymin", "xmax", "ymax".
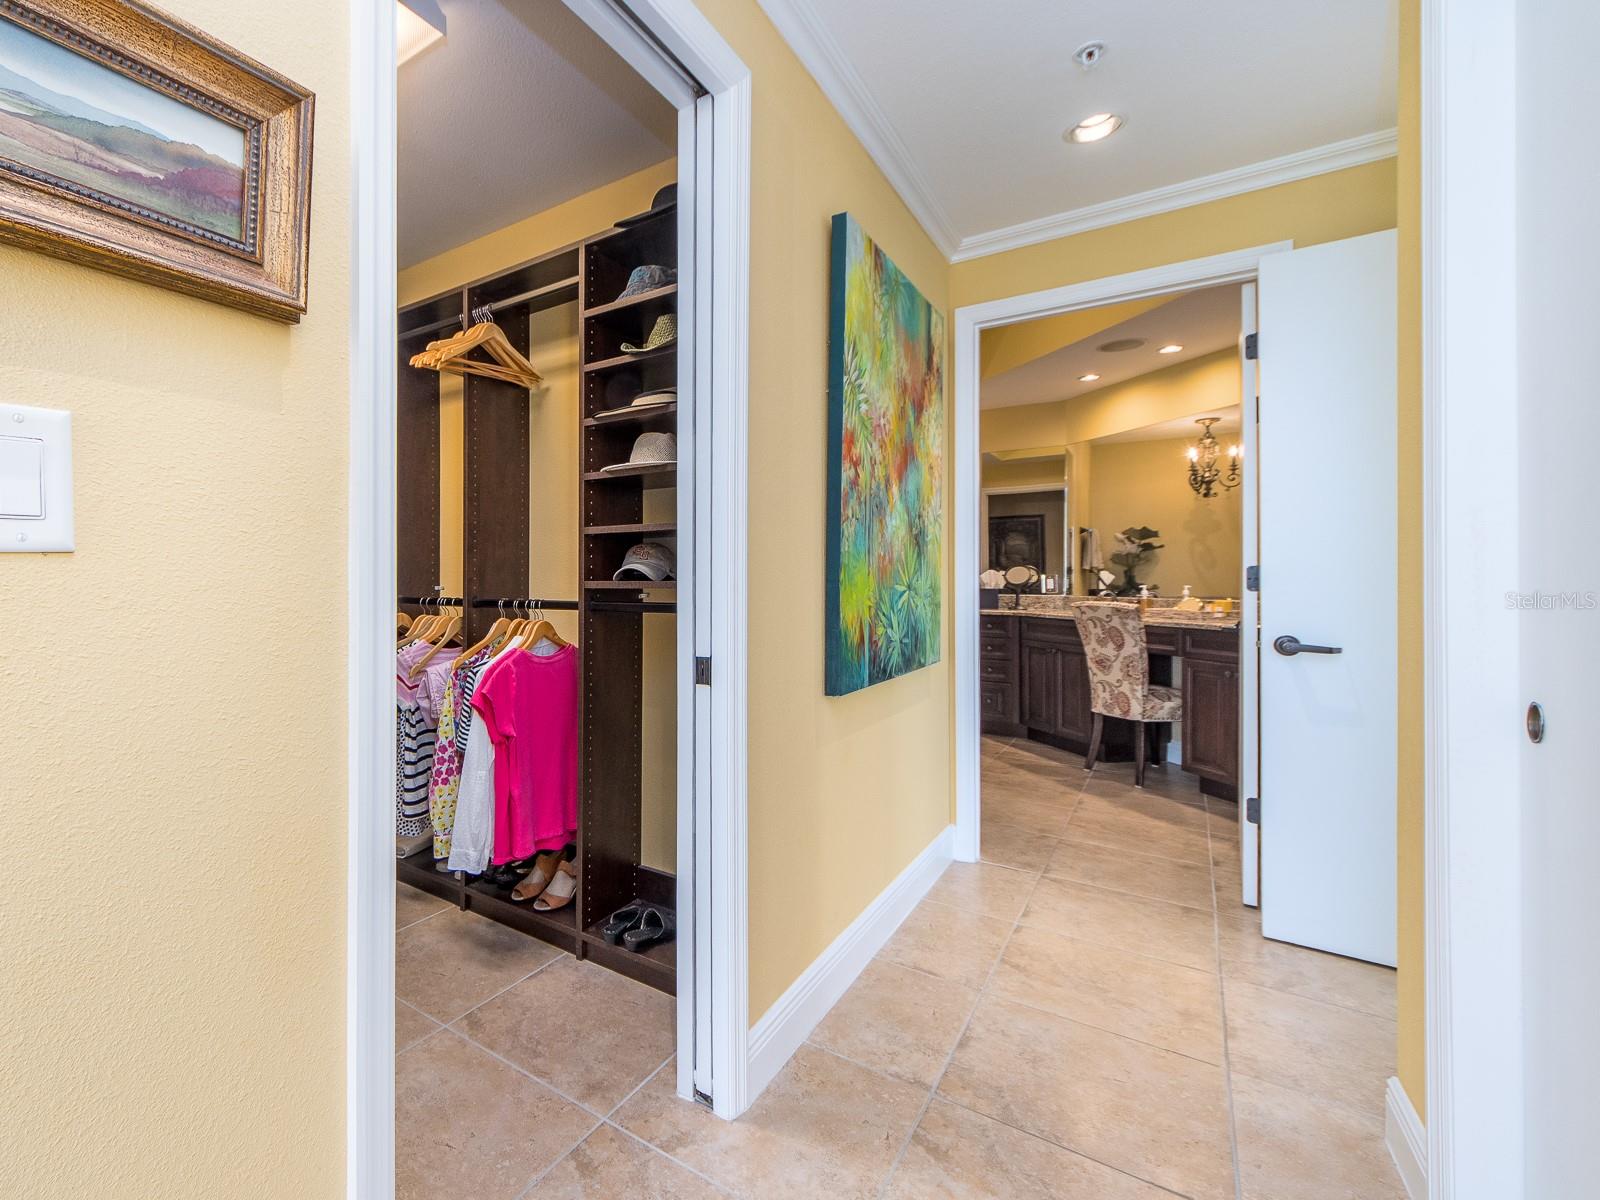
[
  {"xmin": 408, "ymin": 603, "xmax": 463, "ymax": 679},
  {"xmin": 514, "ymin": 602, "xmax": 569, "ymax": 652},
  {"xmin": 457, "ymin": 602, "xmax": 514, "ymax": 663},
  {"xmin": 408, "ymin": 307, "xmax": 542, "ymax": 388}
]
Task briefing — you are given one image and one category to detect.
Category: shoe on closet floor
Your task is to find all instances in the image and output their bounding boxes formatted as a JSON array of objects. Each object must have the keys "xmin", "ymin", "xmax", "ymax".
[
  {"xmin": 622, "ymin": 905, "xmax": 674, "ymax": 952},
  {"xmin": 532, "ymin": 860, "xmax": 577, "ymax": 912},
  {"xmin": 601, "ymin": 902, "xmax": 646, "ymax": 944},
  {"xmin": 511, "ymin": 851, "xmax": 563, "ymax": 902}
]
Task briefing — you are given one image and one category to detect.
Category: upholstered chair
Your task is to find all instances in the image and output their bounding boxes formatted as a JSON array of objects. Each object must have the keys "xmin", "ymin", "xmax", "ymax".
[{"xmin": 1069, "ymin": 602, "xmax": 1183, "ymax": 787}]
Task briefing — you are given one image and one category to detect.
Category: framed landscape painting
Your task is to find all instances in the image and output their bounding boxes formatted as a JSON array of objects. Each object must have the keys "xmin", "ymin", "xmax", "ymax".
[
  {"xmin": 0, "ymin": 1, "xmax": 314, "ymax": 321},
  {"xmin": 825, "ymin": 212, "xmax": 945, "ymax": 696}
]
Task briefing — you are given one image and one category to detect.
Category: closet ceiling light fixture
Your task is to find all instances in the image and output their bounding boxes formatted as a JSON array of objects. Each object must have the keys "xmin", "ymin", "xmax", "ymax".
[
  {"xmin": 1186, "ymin": 418, "xmax": 1241, "ymax": 499},
  {"xmin": 1078, "ymin": 373, "xmax": 1100, "ymax": 382},
  {"xmin": 398, "ymin": 0, "xmax": 446, "ymax": 65},
  {"xmin": 1065, "ymin": 113, "xmax": 1124, "ymax": 143},
  {"xmin": 1158, "ymin": 344, "xmax": 1184, "ymax": 354}
]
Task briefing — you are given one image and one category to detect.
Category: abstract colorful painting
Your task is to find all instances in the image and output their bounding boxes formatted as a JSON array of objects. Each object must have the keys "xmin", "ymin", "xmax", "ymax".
[{"xmin": 825, "ymin": 213, "xmax": 945, "ymax": 696}]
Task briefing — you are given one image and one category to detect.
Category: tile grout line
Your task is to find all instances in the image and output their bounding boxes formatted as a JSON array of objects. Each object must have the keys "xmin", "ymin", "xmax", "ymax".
[
  {"xmin": 1203, "ymin": 796, "xmax": 1245, "ymax": 1200},
  {"xmin": 871, "ymin": 843, "xmax": 1056, "ymax": 1200},
  {"xmin": 597, "ymin": 1058, "xmax": 742, "ymax": 1198}
]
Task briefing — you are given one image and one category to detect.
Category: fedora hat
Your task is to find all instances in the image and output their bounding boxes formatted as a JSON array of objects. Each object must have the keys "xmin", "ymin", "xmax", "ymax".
[{"xmin": 616, "ymin": 184, "xmax": 676, "ymax": 229}]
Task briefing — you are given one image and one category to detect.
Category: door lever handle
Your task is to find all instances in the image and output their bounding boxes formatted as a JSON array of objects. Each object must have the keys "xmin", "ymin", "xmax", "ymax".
[{"xmin": 1273, "ymin": 635, "xmax": 1342, "ymax": 656}]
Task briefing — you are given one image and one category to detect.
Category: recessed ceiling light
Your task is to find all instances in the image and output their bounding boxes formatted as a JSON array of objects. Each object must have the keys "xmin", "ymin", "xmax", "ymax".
[
  {"xmin": 1097, "ymin": 338, "xmax": 1145, "ymax": 353},
  {"xmin": 1064, "ymin": 113, "xmax": 1123, "ymax": 144},
  {"xmin": 398, "ymin": 0, "xmax": 446, "ymax": 66},
  {"xmin": 1158, "ymin": 344, "xmax": 1183, "ymax": 354},
  {"xmin": 1078, "ymin": 373, "xmax": 1100, "ymax": 382}
]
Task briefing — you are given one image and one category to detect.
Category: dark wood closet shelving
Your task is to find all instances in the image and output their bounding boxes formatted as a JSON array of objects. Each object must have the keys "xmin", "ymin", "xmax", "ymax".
[
  {"xmin": 583, "ymin": 521, "xmax": 676, "ymax": 536},
  {"xmin": 584, "ymin": 401, "xmax": 677, "ymax": 427},
  {"xmin": 582, "ymin": 282, "xmax": 677, "ymax": 318},
  {"xmin": 582, "ymin": 464, "xmax": 677, "ymax": 486},
  {"xmin": 396, "ymin": 218, "xmax": 679, "ymax": 994},
  {"xmin": 582, "ymin": 345, "xmax": 676, "ymax": 375}
]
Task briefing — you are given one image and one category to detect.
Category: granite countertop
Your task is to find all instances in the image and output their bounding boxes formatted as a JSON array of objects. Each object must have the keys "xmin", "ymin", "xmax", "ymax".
[{"xmin": 981, "ymin": 602, "xmax": 1241, "ymax": 632}]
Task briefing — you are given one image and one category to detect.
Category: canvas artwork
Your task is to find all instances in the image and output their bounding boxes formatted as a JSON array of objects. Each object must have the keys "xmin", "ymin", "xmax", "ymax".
[
  {"xmin": 0, "ymin": 15, "xmax": 247, "ymax": 244},
  {"xmin": 825, "ymin": 212, "xmax": 945, "ymax": 696}
]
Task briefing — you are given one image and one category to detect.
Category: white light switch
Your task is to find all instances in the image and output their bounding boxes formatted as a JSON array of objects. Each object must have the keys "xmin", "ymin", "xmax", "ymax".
[
  {"xmin": 0, "ymin": 435, "xmax": 44, "ymax": 518},
  {"xmin": 0, "ymin": 404, "xmax": 73, "ymax": 552}
]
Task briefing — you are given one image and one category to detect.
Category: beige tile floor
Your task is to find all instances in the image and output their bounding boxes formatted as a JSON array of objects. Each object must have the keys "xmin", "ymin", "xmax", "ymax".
[{"xmin": 395, "ymin": 735, "xmax": 1405, "ymax": 1199}]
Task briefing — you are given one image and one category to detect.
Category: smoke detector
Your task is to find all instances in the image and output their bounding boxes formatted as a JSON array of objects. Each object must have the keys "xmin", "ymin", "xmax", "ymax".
[{"xmin": 1072, "ymin": 41, "xmax": 1106, "ymax": 69}]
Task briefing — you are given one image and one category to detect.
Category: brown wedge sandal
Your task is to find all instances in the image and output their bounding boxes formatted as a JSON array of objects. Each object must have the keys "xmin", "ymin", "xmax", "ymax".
[
  {"xmin": 511, "ymin": 851, "xmax": 563, "ymax": 903},
  {"xmin": 532, "ymin": 860, "xmax": 577, "ymax": 911}
]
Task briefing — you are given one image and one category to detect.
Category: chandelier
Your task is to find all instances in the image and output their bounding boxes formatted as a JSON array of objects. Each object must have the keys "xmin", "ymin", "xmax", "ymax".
[{"xmin": 1186, "ymin": 418, "xmax": 1240, "ymax": 498}]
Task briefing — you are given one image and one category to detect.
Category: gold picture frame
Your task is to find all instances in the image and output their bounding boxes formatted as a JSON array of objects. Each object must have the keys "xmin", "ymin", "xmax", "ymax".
[{"xmin": 0, "ymin": 0, "xmax": 313, "ymax": 322}]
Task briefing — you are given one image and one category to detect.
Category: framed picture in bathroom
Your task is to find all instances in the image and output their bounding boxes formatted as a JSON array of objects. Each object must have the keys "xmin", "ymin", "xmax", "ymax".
[{"xmin": 0, "ymin": 0, "xmax": 314, "ymax": 321}]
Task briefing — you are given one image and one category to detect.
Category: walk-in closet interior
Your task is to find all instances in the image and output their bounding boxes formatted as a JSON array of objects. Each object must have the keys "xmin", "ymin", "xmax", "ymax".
[{"xmin": 392, "ymin": 7, "xmax": 686, "ymax": 1177}]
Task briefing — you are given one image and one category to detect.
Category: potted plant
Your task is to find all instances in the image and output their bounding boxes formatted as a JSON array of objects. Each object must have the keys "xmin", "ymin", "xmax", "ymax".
[{"xmin": 1109, "ymin": 526, "xmax": 1163, "ymax": 595}]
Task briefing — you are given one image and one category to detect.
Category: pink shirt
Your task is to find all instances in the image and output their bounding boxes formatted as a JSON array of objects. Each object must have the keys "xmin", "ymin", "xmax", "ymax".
[{"xmin": 472, "ymin": 645, "xmax": 578, "ymax": 863}]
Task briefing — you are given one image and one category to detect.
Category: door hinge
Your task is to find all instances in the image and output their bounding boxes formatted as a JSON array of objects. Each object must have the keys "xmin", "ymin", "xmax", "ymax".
[
  {"xmin": 1246, "ymin": 565, "xmax": 1259, "ymax": 592},
  {"xmin": 694, "ymin": 656, "xmax": 712, "ymax": 685},
  {"xmin": 1246, "ymin": 796, "xmax": 1260, "ymax": 825},
  {"xmin": 1244, "ymin": 332, "xmax": 1259, "ymax": 360}
]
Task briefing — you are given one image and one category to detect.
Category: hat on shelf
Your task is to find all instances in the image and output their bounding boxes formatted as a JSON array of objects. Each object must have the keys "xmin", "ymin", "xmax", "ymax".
[
  {"xmin": 615, "ymin": 184, "xmax": 676, "ymax": 228},
  {"xmin": 595, "ymin": 386, "xmax": 677, "ymax": 420},
  {"xmin": 613, "ymin": 541, "xmax": 676, "ymax": 581},
  {"xmin": 601, "ymin": 431, "xmax": 677, "ymax": 473},
  {"xmin": 621, "ymin": 313, "xmax": 677, "ymax": 355},
  {"xmin": 615, "ymin": 265, "xmax": 675, "ymax": 302}
]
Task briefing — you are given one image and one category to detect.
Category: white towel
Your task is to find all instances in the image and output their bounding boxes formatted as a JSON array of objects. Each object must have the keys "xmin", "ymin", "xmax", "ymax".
[{"xmin": 1080, "ymin": 527, "xmax": 1104, "ymax": 571}]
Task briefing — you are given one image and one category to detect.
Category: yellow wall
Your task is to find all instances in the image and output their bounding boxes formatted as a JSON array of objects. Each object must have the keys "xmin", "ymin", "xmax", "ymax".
[
  {"xmin": 982, "ymin": 349, "xmax": 1242, "ymax": 455},
  {"xmin": 981, "ymin": 457, "xmax": 1066, "ymax": 490},
  {"xmin": 1396, "ymin": 0, "xmax": 1425, "ymax": 1120},
  {"xmin": 693, "ymin": 0, "xmax": 954, "ymax": 1024},
  {"xmin": 951, "ymin": 159, "xmax": 1397, "ymax": 310},
  {"xmin": 1088, "ymin": 437, "xmax": 1243, "ymax": 597},
  {"xmin": 0, "ymin": 5, "xmax": 349, "ymax": 1197},
  {"xmin": 399, "ymin": 160, "xmax": 680, "ymax": 871}
]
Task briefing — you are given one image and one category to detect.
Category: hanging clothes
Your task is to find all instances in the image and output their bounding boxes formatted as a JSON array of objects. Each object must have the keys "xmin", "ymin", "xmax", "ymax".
[
  {"xmin": 396, "ymin": 639, "xmax": 458, "ymax": 847},
  {"xmin": 447, "ymin": 640, "xmax": 522, "ymax": 874},
  {"xmin": 428, "ymin": 646, "xmax": 493, "ymax": 863},
  {"xmin": 473, "ymin": 642, "xmax": 579, "ymax": 865}
]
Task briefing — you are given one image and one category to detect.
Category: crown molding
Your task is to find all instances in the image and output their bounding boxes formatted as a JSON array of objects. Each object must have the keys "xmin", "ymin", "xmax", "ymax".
[
  {"xmin": 755, "ymin": 0, "xmax": 960, "ymax": 258},
  {"xmin": 951, "ymin": 128, "xmax": 1398, "ymax": 263}
]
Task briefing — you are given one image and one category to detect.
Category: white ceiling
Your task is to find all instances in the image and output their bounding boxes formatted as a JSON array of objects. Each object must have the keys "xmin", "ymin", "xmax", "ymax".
[
  {"xmin": 758, "ymin": 0, "xmax": 1397, "ymax": 258},
  {"xmin": 398, "ymin": 0, "xmax": 675, "ymax": 268},
  {"xmin": 982, "ymin": 285, "xmax": 1242, "ymax": 410}
]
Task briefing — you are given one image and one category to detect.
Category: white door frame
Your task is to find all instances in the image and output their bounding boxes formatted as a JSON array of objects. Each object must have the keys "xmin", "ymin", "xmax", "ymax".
[
  {"xmin": 348, "ymin": 4, "xmax": 752, "ymax": 1196},
  {"xmin": 952, "ymin": 242, "xmax": 1289, "ymax": 864},
  {"xmin": 1420, "ymin": 2, "xmax": 1524, "ymax": 1196}
]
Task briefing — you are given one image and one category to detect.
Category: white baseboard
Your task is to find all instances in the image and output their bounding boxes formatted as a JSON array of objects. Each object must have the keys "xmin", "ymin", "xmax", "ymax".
[
  {"xmin": 1385, "ymin": 1076, "xmax": 1427, "ymax": 1198},
  {"xmin": 745, "ymin": 824, "xmax": 954, "ymax": 1102}
]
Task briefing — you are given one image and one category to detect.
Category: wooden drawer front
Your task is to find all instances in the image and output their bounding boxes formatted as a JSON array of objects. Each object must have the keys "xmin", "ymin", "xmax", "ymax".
[
  {"xmin": 1144, "ymin": 627, "xmax": 1181, "ymax": 655},
  {"xmin": 981, "ymin": 636, "xmax": 1012, "ymax": 661},
  {"xmin": 979, "ymin": 615, "xmax": 1015, "ymax": 636},
  {"xmin": 1019, "ymin": 617, "xmax": 1081, "ymax": 647},
  {"xmin": 979, "ymin": 655, "xmax": 1014, "ymax": 684},
  {"xmin": 980, "ymin": 682, "xmax": 1016, "ymax": 721},
  {"xmin": 1182, "ymin": 658, "xmax": 1240, "ymax": 786},
  {"xmin": 1182, "ymin": 627, "xmax": 1241, "ymax": 663}
]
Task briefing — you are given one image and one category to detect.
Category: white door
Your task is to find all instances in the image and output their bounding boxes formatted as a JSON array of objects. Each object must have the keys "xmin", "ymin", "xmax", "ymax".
[
  {"xmin": 1257, "ymin": 230, "xmax": 1397, "ymax": 966},
  {"xmin": 1518, "ymin": 3, "xmax": 1600, "ymax": 1187}
]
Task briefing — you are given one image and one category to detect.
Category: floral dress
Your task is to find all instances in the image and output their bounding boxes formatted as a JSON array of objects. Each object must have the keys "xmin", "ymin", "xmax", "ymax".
[{"xmin": 428, "ymin": 648, "xmax": 491, "ymax": 861}]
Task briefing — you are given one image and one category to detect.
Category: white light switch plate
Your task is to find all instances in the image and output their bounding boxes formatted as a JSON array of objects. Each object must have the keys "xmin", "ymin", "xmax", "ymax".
[{"xmin": 0, "ymin": 404, "xmax": 73, "ymax": 552}]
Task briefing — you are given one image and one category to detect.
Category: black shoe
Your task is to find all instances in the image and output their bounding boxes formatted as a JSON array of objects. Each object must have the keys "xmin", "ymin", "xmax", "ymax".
[
  {"xmin": 622, "ymin": 905, "xmax": 675, "ymax": 952},
  {"xmin": 601, "ymin": 902, "xmax": 646, "ymax": 944}
]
